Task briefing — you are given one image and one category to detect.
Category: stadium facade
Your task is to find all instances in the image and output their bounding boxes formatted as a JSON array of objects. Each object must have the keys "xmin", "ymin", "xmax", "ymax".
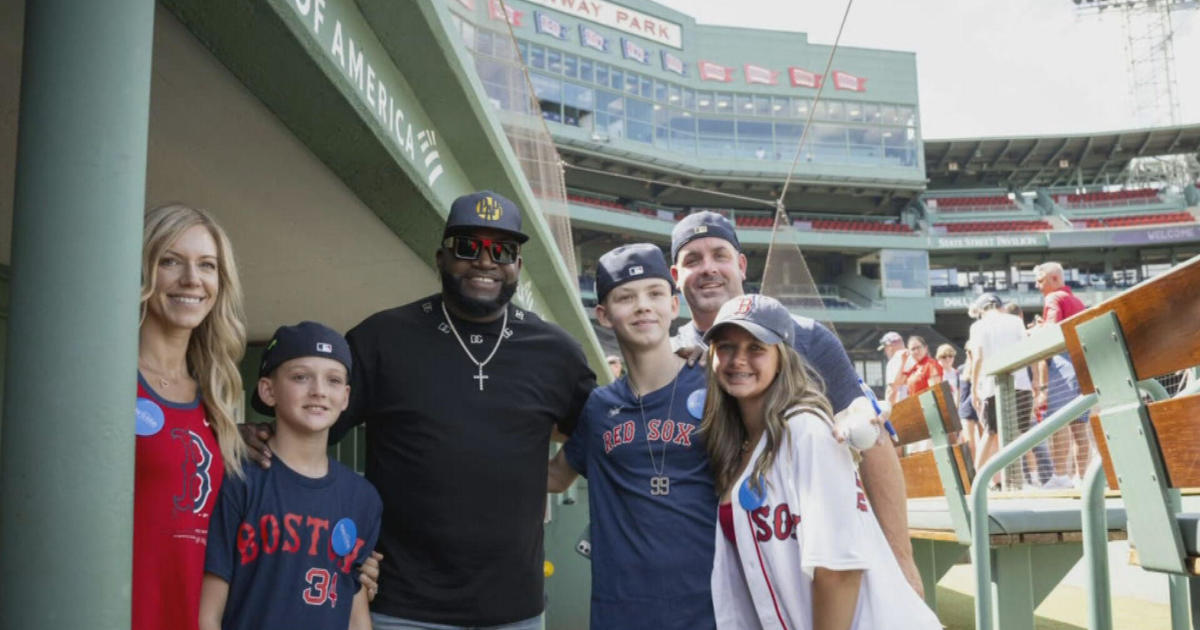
[{"xmin": 1, "ymin": 0, "xmax": 1197, "ymax": 628}]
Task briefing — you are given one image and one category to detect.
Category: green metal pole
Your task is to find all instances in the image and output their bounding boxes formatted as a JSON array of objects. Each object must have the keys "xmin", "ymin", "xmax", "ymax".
[
  {"xmin": 970, "ymin": 392, "xmax": 1098, "ymax": 630},
  {"xmin": 0, "ymin": 2, "xmax": 154, "ymax": 629},
  {"xmin": 1081, "ymin": 457, "xmax": 1113, "ymax": 630}
]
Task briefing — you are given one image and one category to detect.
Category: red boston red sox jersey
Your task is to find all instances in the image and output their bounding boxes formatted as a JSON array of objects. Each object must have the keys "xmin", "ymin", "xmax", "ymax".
[
  {"xmin": 132, "ymin": 376, "xmax": 225, "ymax": 630},
  {"xmin": 711, "ymin": 408, "xmax": 940, "ymax": 630}
]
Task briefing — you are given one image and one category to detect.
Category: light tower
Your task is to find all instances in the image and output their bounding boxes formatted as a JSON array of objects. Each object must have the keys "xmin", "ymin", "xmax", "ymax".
[{"xmin": 1072, "ymin": 0, "xmax": 1199, "ymax": 128}]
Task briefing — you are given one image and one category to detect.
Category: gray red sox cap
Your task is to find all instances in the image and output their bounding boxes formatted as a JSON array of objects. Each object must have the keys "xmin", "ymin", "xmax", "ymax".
[
  {"xmin": 595, "ymin": 243, "xmax": 675, "ymax": 303},
  {"xmin": 670, "ymin": 211, "xmax": 741, "ymax": 262},
  {"xmin": 444, "ymin": 190, "xmax": 529, "ymax": 243},
  {"xmin": 251, "ymin": 321, "xmax": 353, "ymax": 416},
  {"xmin": 703, "ymin": 294, "xmax": 795, "ymax": 347}
]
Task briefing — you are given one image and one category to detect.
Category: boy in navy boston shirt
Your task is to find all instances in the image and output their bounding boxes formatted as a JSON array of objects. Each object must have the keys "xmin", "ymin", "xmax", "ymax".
[
  {"xmin": 548, "ymin": 244, "xmax": 716, "ymax": 629},
  {"xmin": 200, "ymin": 322, "xmax": 382, "ymax": 630}
]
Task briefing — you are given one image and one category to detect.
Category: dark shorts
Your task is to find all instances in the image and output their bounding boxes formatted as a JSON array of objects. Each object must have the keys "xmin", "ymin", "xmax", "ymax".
[{"xmin": 981, "ymin": 390, "xmax": 1033, "ymax": 434}]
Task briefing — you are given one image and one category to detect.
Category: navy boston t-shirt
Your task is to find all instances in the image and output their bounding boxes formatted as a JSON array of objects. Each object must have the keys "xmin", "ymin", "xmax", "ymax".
[{"xmin": 205, "ymin": 456, "xmax": 382, "ymax": 630}]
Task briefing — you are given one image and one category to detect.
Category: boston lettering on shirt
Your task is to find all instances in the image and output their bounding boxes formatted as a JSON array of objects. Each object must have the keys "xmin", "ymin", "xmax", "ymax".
[
  {"xmin": 133, "ymin": 374, "xmax": 224, "ymax": 630},
  {"xmin": 563, "ymin": 363, "xmax": 717, "ymax": 630},
  {"xmin": 675, "ymin": 315, "xmax": 860, "ymax": 412},
  {"xmin": 205, "ymin": 456, "xmax": 382, "ymax": 630},
  {"xmin": 330, "ymin": 295, "xmax": 596, "ymax": 626}
]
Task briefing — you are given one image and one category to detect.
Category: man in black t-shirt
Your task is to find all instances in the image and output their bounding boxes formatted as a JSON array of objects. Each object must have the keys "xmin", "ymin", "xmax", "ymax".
[{"xmin": 246, "ymin": 191, "xmax": 596, "ymax": 629}]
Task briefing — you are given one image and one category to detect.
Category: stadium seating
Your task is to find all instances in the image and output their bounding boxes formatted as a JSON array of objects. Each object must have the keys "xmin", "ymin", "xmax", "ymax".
[
  {"xmin": 1058, "ymin": 188, "xmax": 1160, "ymax": 208},
  {"xmin": 928, "ymin": 195, "xmax": 1016, "ymax": 212},
  {"xmin": 1076, "ymin": 211, "xmax": 1193, "ymax": 229},
  {"xmin": 935, "ymin": 220, "xmax": 1052, "ymax": 233},
  {"xmin": 808, "ymin": 218, "xmax": 914, "ymax": 234},
  {"xmin": 566, "ymin": 192, "xmax": 628, "ymax": 211},
  {"xmin": 734, "ymin": 214, "xmax": 776, "ymax": 229}
]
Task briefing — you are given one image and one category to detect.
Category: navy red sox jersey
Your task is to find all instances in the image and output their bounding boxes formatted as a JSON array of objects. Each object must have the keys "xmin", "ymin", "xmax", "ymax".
[
  {"xmin": 711, "ymin": 409, "xmax": 941, "ymax": 630},
  {"xmin": 562, "ymin": 363, "xmax": 717, "ymax": 630},
  {"xmin": 205, "ymin": 455, "xmax": 382, "ymax": 630},
  {"xmin": 133, "ymin": 375, "xmax": 224, "ymax": 630}
]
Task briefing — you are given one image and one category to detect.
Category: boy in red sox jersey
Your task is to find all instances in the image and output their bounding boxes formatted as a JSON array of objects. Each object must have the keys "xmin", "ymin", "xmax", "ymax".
[
  {"xmin": 702, "ymin": 296, "xmax": 939, "ymax": 630},
  {"xmin": 200, "ymin": 322, "xmax": 382, "ymax": 630}
]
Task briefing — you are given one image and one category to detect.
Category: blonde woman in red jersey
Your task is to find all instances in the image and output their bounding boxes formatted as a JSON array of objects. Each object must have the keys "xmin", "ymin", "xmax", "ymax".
[{"xmin": 134, "ymin": 204, "xmax": 248, "ymax": 630}]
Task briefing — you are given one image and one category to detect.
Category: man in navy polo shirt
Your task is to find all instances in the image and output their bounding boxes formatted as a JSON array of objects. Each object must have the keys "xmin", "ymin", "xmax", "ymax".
[
  {"xmin": 549, "ymin": 244, "xmax": 715, "ymax": 629},
  {"xmin": 668, "ymin": 211, "xmax": 922, "ymax": 596}
]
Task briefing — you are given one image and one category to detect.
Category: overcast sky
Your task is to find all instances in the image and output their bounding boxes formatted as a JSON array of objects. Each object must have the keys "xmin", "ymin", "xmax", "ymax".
[{"xmin": 653, "ymin": 0, "xmax": 1200, "ymax": 139}]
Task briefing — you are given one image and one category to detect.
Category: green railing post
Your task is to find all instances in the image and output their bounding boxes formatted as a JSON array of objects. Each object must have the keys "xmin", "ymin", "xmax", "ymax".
[
  {"xmin": 970, "ymin": 392, "xmax": 1098, "ymax": 630},
  {"xmin": 1082, "ymin": 458, "xmax": 1113, "ymax": 630},
  {"xmin": 0, "ymin": 1, "xmax": 155, "ymax": 628}
]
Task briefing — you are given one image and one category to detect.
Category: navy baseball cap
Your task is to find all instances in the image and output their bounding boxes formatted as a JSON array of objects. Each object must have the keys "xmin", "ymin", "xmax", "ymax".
[
  {"xmin": 596, "ymin": 243, "xmax": 675, "ymax": 303},
  {"xmin": 671, "ymin": 211, "xmax": 741, "ymax": 262},
  {"xmin": 443, "ymin": 190, "xmax": 529, "ymax": 243},
  {"xmin": 703, "ymin": 294, "xmax": 795, "ymax": 347},
  {"xmin": 251, "ymin": 321, "xmax": 353, "ymax": 416}
]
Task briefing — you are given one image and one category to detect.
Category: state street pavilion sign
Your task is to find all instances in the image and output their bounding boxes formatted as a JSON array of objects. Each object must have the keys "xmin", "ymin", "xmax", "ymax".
[{"xmin": 523, "ymin": 0, "xmax": 684, "ymax": 48}]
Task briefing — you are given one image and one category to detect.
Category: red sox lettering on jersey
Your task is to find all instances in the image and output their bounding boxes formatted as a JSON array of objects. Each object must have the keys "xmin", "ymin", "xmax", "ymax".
[
  {"xmin": 748, "ymin": 472, "xmax": 868, "ymax": 542},
  {"xmin": 602, "ymin": 417, "xmax": 696, "ymax": 453}
]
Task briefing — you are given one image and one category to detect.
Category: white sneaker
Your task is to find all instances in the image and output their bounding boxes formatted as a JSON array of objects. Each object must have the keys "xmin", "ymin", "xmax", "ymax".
[{"xmin": 1043, "ymin": 475, "xmax": 1073, "ymax": 489}]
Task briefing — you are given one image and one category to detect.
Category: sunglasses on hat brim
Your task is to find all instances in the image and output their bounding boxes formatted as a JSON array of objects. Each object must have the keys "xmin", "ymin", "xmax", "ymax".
[{"xmin": 443, "ymin": 236, "xmax": 520, "ymax": 265}]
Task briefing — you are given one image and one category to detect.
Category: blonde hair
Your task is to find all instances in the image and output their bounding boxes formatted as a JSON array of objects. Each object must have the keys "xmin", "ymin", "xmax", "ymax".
[
  {"xmin": 141, "ymin": 204, "xmax": 248, "ymax": 477},
  {"xmin": 701, "ymin": 339, "xmax": 835, "ymax": 499}
]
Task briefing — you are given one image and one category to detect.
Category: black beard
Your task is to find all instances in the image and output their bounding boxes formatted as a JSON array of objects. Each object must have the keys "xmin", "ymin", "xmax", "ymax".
[{"xmin": 440, "ymin": 269, "xmax": 518, "ymax": 318}]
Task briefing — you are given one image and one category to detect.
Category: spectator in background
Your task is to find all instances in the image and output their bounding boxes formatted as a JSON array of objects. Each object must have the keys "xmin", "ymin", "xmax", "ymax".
[
  {"xmin": 936, "ymin": 344, "xmax": 959, "ymax": 404},
  {"xmin": 878, "ymin": 331, "xmax": 912, "ymax": 406},
  {"xmin": 956, "ymin": 343, "xmax": 981, "ymax": 457},
  {"xmin": 1033, "ymin": 262, "xmax": 1090, "ymax": 489},
  {"xmin": 606, "ymin": 354, "xmax": 624, "ymax": 380},
  {"xmin": 1002, "ymin": 301, "xmax": 1053, "ymax": 487},
  {"xmin": 902, "ymin": 336, "xmax": 942, "ymax": 397},
  {"xmin": 968, "ymin": 293, "xmax": 1034, "ymax": 487}
]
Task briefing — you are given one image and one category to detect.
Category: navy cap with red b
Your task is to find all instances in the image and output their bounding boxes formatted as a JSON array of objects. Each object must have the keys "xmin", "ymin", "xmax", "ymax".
[
  {"xmin": 251, "ymin": 321, "xmax": 353, "ymax": 416},
  {"xmin": 444, "ymin": 190, "xmax": 529, "ymax": 243}
]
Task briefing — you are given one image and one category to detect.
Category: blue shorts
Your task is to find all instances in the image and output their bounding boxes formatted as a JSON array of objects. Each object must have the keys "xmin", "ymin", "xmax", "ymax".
[{"xmin": 1045, "ymin": 353, "xmax": 1089, "ymax": 424}]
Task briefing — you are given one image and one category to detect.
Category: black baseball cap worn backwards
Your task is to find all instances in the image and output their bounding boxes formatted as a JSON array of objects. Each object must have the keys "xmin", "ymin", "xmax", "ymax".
[
  {"xmin": 443, "ymin": 190, "xmax": 529, "ymax": 243},
  {"xmin": 703, "ymin": 294, "xmax": 795, "ymax": 347},
  {"xmin": 596, "ymin": 243, "xmax": 676, "ymax": 303},
  {"xmin": 671, "ymin": 211, "xmax": 741, "ymax": 262},
  {"xmin": 251, "ymin": 321, "xmax": 353, "ymax": 416}
]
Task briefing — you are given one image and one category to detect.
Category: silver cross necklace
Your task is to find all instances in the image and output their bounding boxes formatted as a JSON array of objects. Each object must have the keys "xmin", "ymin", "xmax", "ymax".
[
  {"xmin": 441, "ymin": 300, "xmax": 508, "ymax": 391},
  {"xmin": 632, "ymin": 372, "xmax": 679, "ymax": 497}
]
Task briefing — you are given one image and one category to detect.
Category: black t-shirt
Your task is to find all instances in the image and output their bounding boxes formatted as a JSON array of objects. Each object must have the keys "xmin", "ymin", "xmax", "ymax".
[{"xmin": 330, "ymin": 294, "xmax": 596, "ymax": 625}]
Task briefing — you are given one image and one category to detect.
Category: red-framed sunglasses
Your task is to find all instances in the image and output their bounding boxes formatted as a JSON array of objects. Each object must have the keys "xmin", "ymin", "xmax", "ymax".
[{"xmin": 443, "ymin": 236, "xmax": 520, "ymax": 265}]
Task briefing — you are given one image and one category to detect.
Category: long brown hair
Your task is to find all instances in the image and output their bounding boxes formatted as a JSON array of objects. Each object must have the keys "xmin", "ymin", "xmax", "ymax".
[
  {"xmin": 141, "ymin": 204, "xmax": 247, "ymax": 477},
  {"xmin": 701, "ymin": 340, "xmax": 835, "ymax": 498}
]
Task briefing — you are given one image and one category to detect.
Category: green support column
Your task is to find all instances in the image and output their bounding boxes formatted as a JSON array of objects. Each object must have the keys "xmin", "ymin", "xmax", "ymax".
[{"xmin": 0, "ymin": 2, "xmax": 155, "ymax": 629}]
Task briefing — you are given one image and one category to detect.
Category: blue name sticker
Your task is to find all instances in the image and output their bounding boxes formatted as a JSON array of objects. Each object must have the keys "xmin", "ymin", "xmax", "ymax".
[
  {"xmin": 686, "ymin": 388, "xmax": 706, "ymax": 419},
  {"xmin": 738, "ymin": 476, "xmax": 766, "ymax": 512},
  {"xmin": 135, "ymin": 398, "xmax": 165, "ymax": 436},
  {"xmin": 331, "ymin": 517, "xmax": 358, "ymax": 556}
]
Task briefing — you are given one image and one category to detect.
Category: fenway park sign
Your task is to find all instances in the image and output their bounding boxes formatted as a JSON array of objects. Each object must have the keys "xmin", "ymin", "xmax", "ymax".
[{"xmin": 522, "ymin": 0, "xmax": 683, "ymax": 48}]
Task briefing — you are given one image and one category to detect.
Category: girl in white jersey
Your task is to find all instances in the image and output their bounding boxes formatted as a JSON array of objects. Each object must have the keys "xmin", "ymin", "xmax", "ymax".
[{"xmin": 701, "ymin": 294, "xmax": 940, "ymax": 630}]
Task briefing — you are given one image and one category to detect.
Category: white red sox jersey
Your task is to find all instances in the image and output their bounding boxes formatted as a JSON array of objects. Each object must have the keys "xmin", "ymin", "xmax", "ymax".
[{"xmin": 711, "ymin": 409, "xmax": 940, "ymax": 630}]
